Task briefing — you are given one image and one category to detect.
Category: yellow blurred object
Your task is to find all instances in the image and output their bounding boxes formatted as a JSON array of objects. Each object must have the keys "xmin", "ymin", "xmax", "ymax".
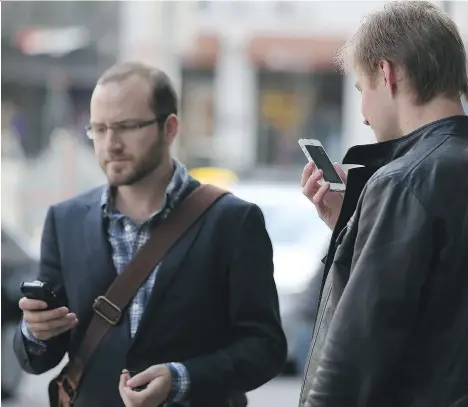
[{"xmin": 189, "ymin": 167, "xmax": 238, "ymax": 189}]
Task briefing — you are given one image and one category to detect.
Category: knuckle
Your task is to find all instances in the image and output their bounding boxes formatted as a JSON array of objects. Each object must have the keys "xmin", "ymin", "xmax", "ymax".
[
  {"xmin": 19, "ymin": 300, "xmax": 30, "ymax": 311},
  {"xmin": 50, "ymin": 309, "xmax": 61, "ymax": 319},
  {"xmin": 23, "ymin": 313, "xmax": 35, "ymax": 323}
]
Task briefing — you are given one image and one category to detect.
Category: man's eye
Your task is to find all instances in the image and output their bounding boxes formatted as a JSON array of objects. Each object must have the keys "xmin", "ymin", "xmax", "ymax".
[{"xmin": 93, "ymin": 127, "xmax": 106, "ymax": 134}]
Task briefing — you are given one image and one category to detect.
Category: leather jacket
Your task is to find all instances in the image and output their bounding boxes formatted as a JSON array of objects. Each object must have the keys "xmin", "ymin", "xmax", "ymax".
[{"xmin": 300, "ymin": 116, "xmax": 468, "ymax": 407}]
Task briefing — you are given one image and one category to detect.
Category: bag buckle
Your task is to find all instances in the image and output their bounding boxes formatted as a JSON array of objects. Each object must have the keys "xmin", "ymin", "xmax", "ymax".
[
  {"xmin": 93, "ymin": 296, "xmax": 121, "ymax": 325},
  {"xmin": 58, "ymin": 375, "xmax": 77, "ymax": 403}
]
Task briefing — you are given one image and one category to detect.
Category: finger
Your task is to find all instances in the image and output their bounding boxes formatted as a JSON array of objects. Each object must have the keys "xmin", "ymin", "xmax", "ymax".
[
  {"xmin": 24, "ymin": 307, "xmax": 70, "ymax": 323},
  {"xmin": 126, "ymin": 366, "xmax": 158, "ymax": 388},
  {"xmin": 119, "ymin": 371, "xmax": 129, "ymax": 391},
  {"xmin": 300, "ymin": 162, "xmax": 315, "ymax": 187},
  {"xmin": 121, "ymin": 370, "xmax": 131, "ymax": 387},
  {"xmin": 135, "ymin": 378, "xmax": 166, "ymax": 404},
  {"xmin": 146, "ymin": 376, "xmax": 166, "ymax": 392},
  {"xmin": 119, "ymin": 382, "xmax": 140, "ymax": 406},
  {"xmin": 19, "ymin": 298, "xmax": 48, "ymax": 311},
  {"xmin": 32, "ymin": 320, "xmax": 78, "ymax": 341},
  {"xmin": 312, "ymin": 183, "xmax": 331, "ymax": 206},
  {"xmin": 28, "ymin": 313, "xmax": 77, "ymax": 332},
  {"xmin": 119, "ymin": 372, "xmax": 134, "ymax": 406},
  {"xmin": 41, "ymin": 318, "xmax": 77, "ymax": 335},
  {"xmin": 302, "ymin": 169, "xmax": 323, "ymax": 199},
  {"xmin": 121, "ymin": 384, "xmax": 142, "ymax": 402},
  {"xmin": 333, "ymin": 163, "xmax": 348, "ymax": 183}
]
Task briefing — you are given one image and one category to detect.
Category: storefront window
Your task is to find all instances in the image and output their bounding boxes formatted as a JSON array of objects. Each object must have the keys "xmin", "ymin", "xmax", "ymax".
[
  {"xmin": 180, "ymin": 68, "xmax": 215, "ymax": 167},
  {"xmin": 257, "ymin": 70, "xmax": 343, "ymax": 167}
]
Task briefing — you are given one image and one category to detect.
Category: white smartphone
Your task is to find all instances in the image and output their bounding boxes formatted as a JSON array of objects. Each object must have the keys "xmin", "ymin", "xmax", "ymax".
[{"xmin": 298, "ymin": 138, "xmax": 346, "ymax": 193}]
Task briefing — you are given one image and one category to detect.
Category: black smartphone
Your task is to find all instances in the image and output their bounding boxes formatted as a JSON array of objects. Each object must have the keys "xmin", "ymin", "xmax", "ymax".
[{"xmin": 20, "ymin": 281, "xmax": 63, "ymax": 310}]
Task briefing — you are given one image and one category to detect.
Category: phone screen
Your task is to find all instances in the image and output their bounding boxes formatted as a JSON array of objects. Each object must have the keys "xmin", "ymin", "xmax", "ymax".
[{"xmin": 305, "ymin": 145, "xmax": 343, "ymax": 184}]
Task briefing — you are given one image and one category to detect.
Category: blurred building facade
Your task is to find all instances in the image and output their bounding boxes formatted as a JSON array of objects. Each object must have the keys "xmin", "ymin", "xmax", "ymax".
[
  {"xmin": 2, "ymin": 1, "xmax": 119, "ymax": 239},
  {"xmin": 3, "ymin": 1, "xmax": 468, "ymax": 169},
  {"xmin": 2, "ymin": 1, "xmax": 468, "ymax": 240},
  {"xmin": 116, "ymin": 0, "xmax": 468, "ymax": 172},
  {"xmin": 2, "ymin": 1, "xmax": 118, "ymax": 156}
]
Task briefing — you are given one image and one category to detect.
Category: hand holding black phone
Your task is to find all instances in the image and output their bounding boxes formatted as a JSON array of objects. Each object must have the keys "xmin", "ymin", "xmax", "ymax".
[
  {"xmin": 19, "ymin": 280, "xmax": 77, "ymax": 341},
  {"xmin": 20, "ymin": 280, "xmax": 63, "ymax": 309}
]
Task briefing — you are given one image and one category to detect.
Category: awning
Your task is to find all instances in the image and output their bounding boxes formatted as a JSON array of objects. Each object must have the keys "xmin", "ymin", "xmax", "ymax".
[
  {"xmin": 2, "ymin": 39, "xmax": 115, "ymax": 87},
  {"xmin": 249, "ymin": 35, "xmax": 345, "ymax": 72},
  {"xmin": 182, "ymin": 34, "xmax": 220, "ymax": 69}
]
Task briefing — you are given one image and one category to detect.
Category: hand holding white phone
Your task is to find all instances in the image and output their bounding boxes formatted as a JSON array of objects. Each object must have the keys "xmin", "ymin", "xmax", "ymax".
[
  {"xmin": 299, "ymin": 139, "xmax": 347, "ymax": 230},
  {"xmin": 298, "ymin": 139, "xmax": 345, "ymax": 192}
]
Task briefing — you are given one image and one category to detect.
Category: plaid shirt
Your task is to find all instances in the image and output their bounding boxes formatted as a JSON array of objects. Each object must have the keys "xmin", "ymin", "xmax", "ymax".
[
  {"xmin": 101, "ymin": 159, "xmax": 191, "ymax": 404},
  {"xmin": 22, "ymin": 160, "xmax": 191, "ymax": 405}
]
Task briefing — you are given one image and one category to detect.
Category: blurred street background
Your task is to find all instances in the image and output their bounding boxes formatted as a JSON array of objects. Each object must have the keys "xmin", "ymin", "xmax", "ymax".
[{"xmin": 2, "ymin": 1, "xmax": 468, "ymax": 405}]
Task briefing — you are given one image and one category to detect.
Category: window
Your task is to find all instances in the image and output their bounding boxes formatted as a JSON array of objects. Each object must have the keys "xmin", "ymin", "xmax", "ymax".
[
  {"xmin": 179, "ymin": 69, "xmax": 216, "ymax": 166},
  {"xmin": 257, "ymin": 70, "xmax": 343, "ymax": 167}
]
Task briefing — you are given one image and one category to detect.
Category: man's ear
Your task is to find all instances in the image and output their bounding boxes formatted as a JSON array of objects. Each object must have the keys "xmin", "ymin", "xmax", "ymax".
[
  {"xmin": 379, "ymin": 60, "xmax": 397, "ymax": 97},
  {"xmin": 163, "ymin": 114, "xmax": 179, "ymax": 144}
]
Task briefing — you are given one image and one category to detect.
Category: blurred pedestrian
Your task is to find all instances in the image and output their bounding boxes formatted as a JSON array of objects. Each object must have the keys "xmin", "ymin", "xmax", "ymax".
[
  {"xmin": 14, "ymin": 62, "xmax": 287, "ymax": 407},
  {"xmin": 299, "ymin": 2, "xmax": 468, "ymax": 406}
]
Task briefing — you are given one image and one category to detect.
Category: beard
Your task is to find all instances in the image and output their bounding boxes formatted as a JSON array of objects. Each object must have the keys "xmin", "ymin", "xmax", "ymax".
[{"xmin": 103, "ymin": 134, "xmax": 166, "ymax": 187}]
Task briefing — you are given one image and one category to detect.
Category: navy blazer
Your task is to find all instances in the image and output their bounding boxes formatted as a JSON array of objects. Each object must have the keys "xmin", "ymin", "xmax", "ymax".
[{"xmin": 14, "ymin": 180, "xmax": 287, "ymax": 407}]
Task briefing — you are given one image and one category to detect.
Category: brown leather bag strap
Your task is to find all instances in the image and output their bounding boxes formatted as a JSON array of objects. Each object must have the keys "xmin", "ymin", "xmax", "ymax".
[{"xmin": 57, "ymin": 184, "xmax": 228, "ymax": 404}]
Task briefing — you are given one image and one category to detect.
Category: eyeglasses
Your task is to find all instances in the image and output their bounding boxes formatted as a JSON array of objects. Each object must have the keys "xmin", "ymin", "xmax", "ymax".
[{"xmin": 85, "ymin": 116, "xmax": 167, "ymax": 140}]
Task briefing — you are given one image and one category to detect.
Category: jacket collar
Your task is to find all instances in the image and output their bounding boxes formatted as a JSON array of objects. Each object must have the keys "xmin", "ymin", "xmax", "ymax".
[{"xmin": 343, "ymin": 115, "xmax": 468, "ymax": 168}]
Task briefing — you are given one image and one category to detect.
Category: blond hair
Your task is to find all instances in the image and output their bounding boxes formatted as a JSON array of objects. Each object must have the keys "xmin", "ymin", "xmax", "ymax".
[{"xmin": 336, "ymin": 1, "xmax": 468, "ymax": 104}]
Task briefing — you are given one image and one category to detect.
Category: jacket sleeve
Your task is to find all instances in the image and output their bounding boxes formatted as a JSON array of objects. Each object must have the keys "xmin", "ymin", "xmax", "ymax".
[
  {"xmin": 13, "ymin": 206, "xmax": 70, "ymax": 375},
  {"xmin": 306, "ymin": 176, "xmax": 432, "ymax": 407},
  {"xmin": 182, "ymin": 203, "xmax": 288, "ymax": 403}
]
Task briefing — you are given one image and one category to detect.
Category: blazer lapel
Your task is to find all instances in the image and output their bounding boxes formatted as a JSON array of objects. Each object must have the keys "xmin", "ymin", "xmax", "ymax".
[
  {"xmin": 82, "ymin": 191, "xmax": 118, "ymax": 294},
  {"xmin": 131, "ymin": 216, "xmax": 205, "ymax": 345}
]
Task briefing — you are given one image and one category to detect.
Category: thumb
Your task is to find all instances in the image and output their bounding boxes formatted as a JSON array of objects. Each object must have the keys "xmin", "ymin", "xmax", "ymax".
[
  {"xmin": 126, "ymin": 366, "xmax": 159, "ymax": 388},
  {"xmin": 119, "ymin": 370, "xmax": 130, "ymax": 389},
  {"xmin": 333, "ymin": 163, "xmax": 347, "ymax": 184}
]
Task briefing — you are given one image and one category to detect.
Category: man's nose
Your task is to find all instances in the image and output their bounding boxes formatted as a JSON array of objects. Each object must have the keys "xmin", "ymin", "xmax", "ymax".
[
  {"xmin": 363, "ymin": 119, "xmax": 370, "ymax": 126},
  {"xmin": 103, "ymin": 128, "xmax": 123, "ymax": 147}
]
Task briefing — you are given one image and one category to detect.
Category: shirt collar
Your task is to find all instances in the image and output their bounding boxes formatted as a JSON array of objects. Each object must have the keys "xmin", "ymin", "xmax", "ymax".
[{"xmin": 100, "ymin": 158, "xmax": 189, "ymax": 219}]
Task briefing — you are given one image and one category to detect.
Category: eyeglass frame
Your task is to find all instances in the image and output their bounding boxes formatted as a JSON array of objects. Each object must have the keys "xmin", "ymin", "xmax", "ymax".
[{"xmin": 85, "ymin": 114, "xmax": 169, "ymax": 140}]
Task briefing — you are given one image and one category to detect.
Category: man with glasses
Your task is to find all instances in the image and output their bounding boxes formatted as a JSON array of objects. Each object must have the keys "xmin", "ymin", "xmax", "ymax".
[{"xmin": 14, "ymin": 62, "xmax": 287, "ymax": 407}]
